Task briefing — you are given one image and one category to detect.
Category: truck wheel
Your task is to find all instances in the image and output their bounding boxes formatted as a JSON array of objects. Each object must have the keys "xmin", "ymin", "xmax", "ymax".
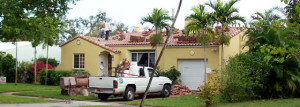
[
  {"xmin": 161, "ymin": 85, "xmax": 171, "ymax": 97},
  {"xmin": 124, "ymin": 87, "xmax": 135, "ymax": 101},
  {"xmin": 98, "ymin": 94, "xmax": 110, "ymax": 101}
]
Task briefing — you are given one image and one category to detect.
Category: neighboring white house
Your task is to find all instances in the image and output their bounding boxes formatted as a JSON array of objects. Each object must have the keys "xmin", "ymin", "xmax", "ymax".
[{"xmin": 0, "ymin": 41, "xmax": 61, "ymax": 63}]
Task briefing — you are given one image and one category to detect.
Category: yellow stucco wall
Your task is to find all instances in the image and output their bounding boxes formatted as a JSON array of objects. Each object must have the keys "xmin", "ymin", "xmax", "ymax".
[
  {"xmin": 58, "ymin": 31, "xmax": 247, "ymax": 76},
  {"xmin": 57, "ymin": 38, "xmax": 120, "ymax": 76},
  {"xmin": 162, "ymin": 46, "xmax": 220, "ymax": 70},
  {"xmin": 223, "ymin": 30, "xmax": 246, "ymax": 61}
]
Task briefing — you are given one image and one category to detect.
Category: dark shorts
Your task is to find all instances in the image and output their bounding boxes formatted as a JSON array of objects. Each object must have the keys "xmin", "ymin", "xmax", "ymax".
[{"xmin": 23, "ymin": 77, "xmax": 27, "ymax": 82}]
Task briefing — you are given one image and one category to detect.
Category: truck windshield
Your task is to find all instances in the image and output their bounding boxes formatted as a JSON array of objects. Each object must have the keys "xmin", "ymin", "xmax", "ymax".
[{"xmin": 148, "ymin": 69, "xmax": 159, "ymax": 77}]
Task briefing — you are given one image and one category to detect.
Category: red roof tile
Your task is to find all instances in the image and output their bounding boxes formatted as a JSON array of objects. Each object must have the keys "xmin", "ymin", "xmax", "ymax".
[
  {"xmin": 60, "ymin": 36, "xmax": 121, "ymax": 53},
  {"xmin": 61, "ymin": 27, "xmax": 245, "ymax": 51}
]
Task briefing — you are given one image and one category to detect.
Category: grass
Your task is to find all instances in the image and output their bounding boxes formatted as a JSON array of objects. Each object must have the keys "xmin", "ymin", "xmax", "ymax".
[
  {"xmin": 123, "ymin": 95, "xmax": 203, "ymax": 107},
  {"xmin": 14, "ymin": 90, "xmax": 98, "ymax": 101},
  {"xmin": 122, "ymin": 95, "xmax": 300, "ymax": 107},
  {"xmin": 217, "ymin": 98, "xmax": 300, "ymax": 107},
  {"xmin": 78, "ymin": 105, "xmax": 115, "ymax": 107},
  {"xmin": 0, "ymin": 83, "xmax": 60, "ymax": 93},
  {"xmin": 0, "ymin": 95, "xmax": 53, "ymax": 104}
]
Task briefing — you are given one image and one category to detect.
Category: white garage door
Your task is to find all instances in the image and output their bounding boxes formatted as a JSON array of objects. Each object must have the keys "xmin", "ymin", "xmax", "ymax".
[{"xmin": 178, "ymin": 59, "xmax": 207, "ymax": 90}]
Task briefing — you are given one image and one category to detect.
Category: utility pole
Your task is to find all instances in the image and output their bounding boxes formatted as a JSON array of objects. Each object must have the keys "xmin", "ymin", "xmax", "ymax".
[{"xmin": 15, "ymin": 41, "xmax": 18, "ymax": 85}]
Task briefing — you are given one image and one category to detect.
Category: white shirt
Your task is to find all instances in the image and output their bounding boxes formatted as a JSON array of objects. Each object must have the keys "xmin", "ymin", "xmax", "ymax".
[{"xmin": 104, "ymin": 23, "xmax": 111, "ymax": 31}]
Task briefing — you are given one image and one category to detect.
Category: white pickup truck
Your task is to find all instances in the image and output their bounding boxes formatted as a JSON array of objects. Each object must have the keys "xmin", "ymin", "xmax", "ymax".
[{"xmin": 88, "ymin": 65, "xmax": 172, "ymax": 101}]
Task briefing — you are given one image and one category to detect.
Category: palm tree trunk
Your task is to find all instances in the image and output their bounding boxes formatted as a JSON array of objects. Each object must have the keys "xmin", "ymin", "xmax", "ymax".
[
  {"xmin": 140, "ymin": 0, "xmax": 182, "ymax": 106},
  {"xmin": 45, "ymin": 44, "xmax": 49, "ymax": 85},
  {"xmin": 34, "ymin": 46, "xmax": 37, "ymax": 84},
  {"xmin": 15, "ymin": 41, "xmax": 18, "ymax": 85}
]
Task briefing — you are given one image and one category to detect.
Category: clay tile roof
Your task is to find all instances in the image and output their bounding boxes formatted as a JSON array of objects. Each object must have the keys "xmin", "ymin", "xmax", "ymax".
[
  {"xmin": 61, "ymin": 27, "xmax": 245, "ymax": 49},
  {"xmin": 60, "ymin": 36, "xmax": 121, "ymax": 53}
]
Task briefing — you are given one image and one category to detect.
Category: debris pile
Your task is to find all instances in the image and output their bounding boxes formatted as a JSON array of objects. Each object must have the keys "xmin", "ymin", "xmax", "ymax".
[{"xmin": 171, "ymin": 84, "xmax": 197, "ymax": 96}]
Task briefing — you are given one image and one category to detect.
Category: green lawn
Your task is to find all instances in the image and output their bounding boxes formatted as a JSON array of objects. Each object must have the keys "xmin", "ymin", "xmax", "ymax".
[
  {"xmin": 0, "ymin": 83, "xmax": 59, "ymax": 93},
  {"xmin": 78, "ymin": 105, "xmax": 115, "ymax": 107},
  {"xmin": 14, "ymin": 90, "xmax": 98, "ymax": 101},
  {"xmin": 0, "ymin": 95, "xmax": 53, "ymax": 104},
  {"xmin": 122, "ymin": 95, "xmax": 300, "ymax": 107}
]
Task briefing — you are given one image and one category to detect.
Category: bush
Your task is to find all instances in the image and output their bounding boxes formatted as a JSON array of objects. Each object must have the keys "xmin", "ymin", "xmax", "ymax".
[
  {"xmin": 0, "ymin": 54, "xmax": 3, "ymax": 76},
  {"xmin": 221, "ymin": 52, "xmax": 271, "ymax": 102},
  {"xmin": 37, "ymin": 57, "xmax": 59, "ymax": 67},
  {"xmin": 1, "ymin": 54, "xmax": 17, "ymax": 82},
  {"xmin": 198, "ymin": 72, "xmax": 221, "ymax": 106},
  {"xmin": 39, "ymin": 69, "xmax": 90, "ymax": 85},
  {"xmin": 158, "ymin": 66, "xmax": 181, "ymax": 84}
]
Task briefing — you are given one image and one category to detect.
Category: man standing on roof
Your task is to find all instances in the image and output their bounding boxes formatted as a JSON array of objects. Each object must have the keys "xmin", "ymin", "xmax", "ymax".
[
  {"xmin": 104, "ymin": 22, "xmax": 111, "ymax": 40},
  {"xmin": 98, "ymin": 24, "xmax": 105, "ymax": 38}
]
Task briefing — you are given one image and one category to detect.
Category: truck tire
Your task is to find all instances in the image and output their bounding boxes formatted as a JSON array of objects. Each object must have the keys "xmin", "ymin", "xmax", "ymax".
[
  {"xmin": 124, "ymin": 87, "xmax": 135, "ymax": 101},
  {"xmin": 161, "ymin": 85, "xmax": 171, "ymax": 97},
  {"xmin": 98, "ymin": 94, "xmax": 110, "ymax": 101}
]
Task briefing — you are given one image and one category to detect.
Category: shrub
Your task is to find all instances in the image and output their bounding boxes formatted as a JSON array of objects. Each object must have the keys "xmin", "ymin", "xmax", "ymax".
[
  {"xmin": 158, "ymin": 66, "xmax": 181, "ymax": 84},
  {"xmin": 198, "ymin": 72, "xmax": 221, "ymax": 106},
  {"xmin": 1, "ymin": 54, "xmax": 17, "ymax": 82},
  {"xmin": 0, "ymin": 54, "xmax": 3, "ymax": 76},
  {"xmin": 39, "ymin": 69, "xmax": 90, "ymax": 85},
  {"xmin": 37, "ymin": 57, "xmax": 59, "ymax": 67},
  {"xmin": 221, "ymin": 52, "xmax": 271, "ymax": 102}
]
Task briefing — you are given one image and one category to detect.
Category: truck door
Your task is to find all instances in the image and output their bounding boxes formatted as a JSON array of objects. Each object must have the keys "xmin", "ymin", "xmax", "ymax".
[
  {"xmin": 135, "ymin": 68, "xmax": 148, "ymax": 93},
  {"xmin": 148, "ymin": 69, "xmax": 162, "ymax": 92}
]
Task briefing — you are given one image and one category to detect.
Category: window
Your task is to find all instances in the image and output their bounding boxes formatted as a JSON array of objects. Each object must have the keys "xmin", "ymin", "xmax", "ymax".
[
  {"xmin": 148, "ymin": 69, "xmax": 159, "ymax": 77},
  {"xmin": 131, "ymin": 52, "xmax": 155, "ymax": 67},
  {"xmin": 74, "ymin": 54, "xmax": 85, "ymax": 69}
]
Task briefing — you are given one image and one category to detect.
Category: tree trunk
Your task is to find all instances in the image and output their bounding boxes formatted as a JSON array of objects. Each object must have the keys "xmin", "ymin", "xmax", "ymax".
[
  {"xmin": 45, "ymin": 44, "xmax": 49, "ymax": 85},
  {"xmin": 204, "ymin": 45, "xmax": 207, "ymax": 82},
  {"xmin": 203, "ymin": 29, "xmax": 207, "ymax": 83},
  {"xmin": 15, "ymin": 41, "xmax": 18, "ymax": 85},
  {"xmin": 140, "ymin": 0, "xmax": 182, "ymax": 106},
  {"xmin": 34, "ymin": 47, "xmax": 37, "ymax": 84},
  {"xmin": 220, "ymin": 44, "xmax": 224, "ymax": 82}
]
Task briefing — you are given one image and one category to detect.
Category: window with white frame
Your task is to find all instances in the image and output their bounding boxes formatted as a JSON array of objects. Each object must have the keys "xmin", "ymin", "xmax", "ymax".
[
  {"xmin": 74, "ymin": 54, "xmax": 85, "ymax": 69},
  {"xmin": 131, "ymin": 52, "xmax": 155, "ymax": 67}
]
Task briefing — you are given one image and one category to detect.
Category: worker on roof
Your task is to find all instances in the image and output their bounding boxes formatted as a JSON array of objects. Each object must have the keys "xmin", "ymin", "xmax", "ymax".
[{"xmin": 98, "ymin": 24, "xmax": 105, "ymax": 38}]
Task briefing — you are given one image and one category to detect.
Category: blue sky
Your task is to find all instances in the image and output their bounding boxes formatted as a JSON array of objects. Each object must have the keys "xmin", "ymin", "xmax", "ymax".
[{"xmin": 67, "ymin": 0, "xmax": 286, "ymax": 30}]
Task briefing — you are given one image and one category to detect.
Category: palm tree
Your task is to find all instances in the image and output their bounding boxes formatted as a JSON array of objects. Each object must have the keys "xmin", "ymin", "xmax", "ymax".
[
  {"xmin": 140, "ymin": 0, "xmax": 182, "ymax": 106},
  {"xmin": 246, "ymin": 9, "xmax": 282, "ymax": 51},
  {"xmin": 206, "ymin": 0, "xmax": 245, "ymax": 78},
  {"xmin": 141, "ymin": 8, "xmax": 172, "ymax": 34},
  {"xmin": 185, "ymin": 4, "xmax": 214, "ymax": 82},
  {"xmin": 141, "ymin": 8, "xmax": 172, "ymax": 47}
]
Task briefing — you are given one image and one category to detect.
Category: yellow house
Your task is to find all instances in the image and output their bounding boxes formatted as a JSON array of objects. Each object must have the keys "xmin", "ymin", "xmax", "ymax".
[{"xmin": 57, "ymin": 27, "xmax": 246, "ymax": 90}]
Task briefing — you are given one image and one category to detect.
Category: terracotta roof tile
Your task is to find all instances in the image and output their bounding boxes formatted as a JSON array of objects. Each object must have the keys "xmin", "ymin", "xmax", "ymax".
[
  {"xmin": 60, "ymin": 36, "xmax": 121, "ymax": 53},
  {"xmin": 61, "ymin": 27, "xmax": 245, "ymax": 49}
]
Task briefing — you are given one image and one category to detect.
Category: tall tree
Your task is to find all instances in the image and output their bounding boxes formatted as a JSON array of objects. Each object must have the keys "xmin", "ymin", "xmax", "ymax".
[
  {"xmin": 205, "ymin": 0, "xmax": 245, "ymax": 79},
  {"xmin": 140, "ymin": 0, "xmax": 182, "ymax": 106},
  {"xmin": 185, "ymin": 4, "xmax": 214, "ymax": 82},
  {"xmin": 81, "ymin": 10, "xmax": 110, "ymax": 37},
  {"xmin": 0, "ymin": 0, "xmax": 78, "ymax": 84}
]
